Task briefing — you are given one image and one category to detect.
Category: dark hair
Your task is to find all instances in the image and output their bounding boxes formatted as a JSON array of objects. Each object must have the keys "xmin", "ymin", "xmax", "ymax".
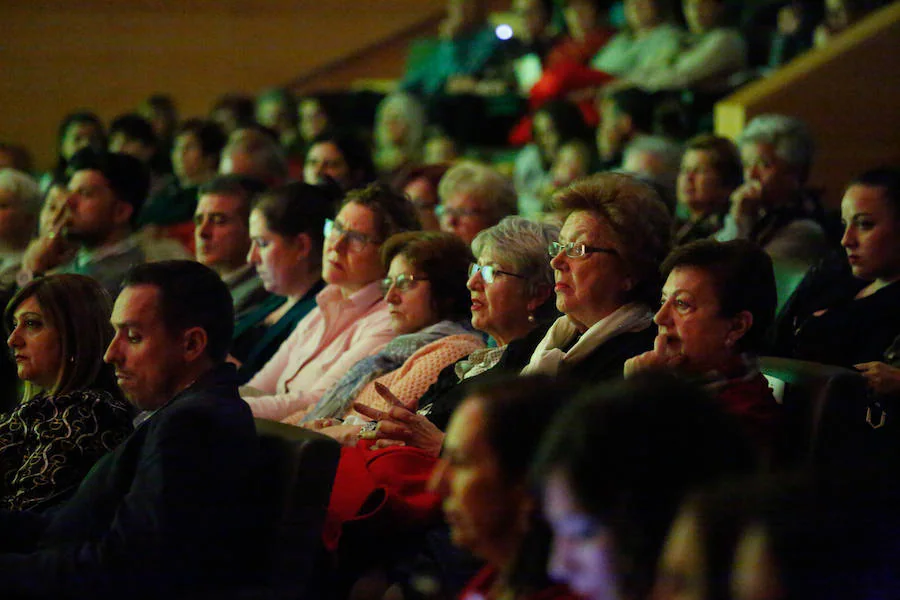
[
  {"xmin": 109, "ymin": 113, "xmax": 157, "ymax": 148},
  {"xmin": 122, "ymin": 261, "xmax": 234, "ymax": 362},
  {"xmin": 253, "ymin": 182, "xmax": 337, "ymax": 268},
  {"xmin": 53, "ymin": 111, "xmax": 105, "ymax": 178},
  {"xmin": 533, "ymin": 373, "xmax": 756, "ymax": 600},
  {"xmin": 5, "ymin": 274, "xmax": 118, "ymax": 398},
  {"xmin": 607, "ymin": 88, "xmax": 657, "ymax": 135},
  {"xmin": 309, "ymin": 132, "xmax": 377, "ymax": 190},
  {"xmin": 684, "ymin": 134, "xmax": 744, "ymax": 189},
  {"xmin": 381, "ymin": 231, "xmax": 473, "ymax": 321},
  {"xmin": 534, "ymin": 99, "xmax": 591, "ymax": 165},
  {"xmin": 176, "ymin": 118, "xmax": 227, "ymax": 161},
  {"xmin": 661, "ymin": 239, "xmax": 776, "ymax": 353},
  {"xmin": 67, "ymin": 147, "xmax": 150, "ymax": 228},
  {"xmin": 556, "ymin": 173, "xmax": 673, "ymax": 306},
  {"xmin": 342, "ymin": 181, "xmax": 421, "ymax": 241},
  {"xmin": 392, "ymin": 163, "xmax": 451, "ymax": 195},
  {"xmin": 198, "ymin": 174, "xmax": 269, "ymax": 224},
  {"xmin": 210, "ymin": 94, "xmax": 256, "ymax": 132},
  {"xmin": 849, "ymin": 166, "xmax": 900, "ymax": 218},
  {"xmin": 464, "ymin": 374, "xmax": 583, "ymax": 595}
]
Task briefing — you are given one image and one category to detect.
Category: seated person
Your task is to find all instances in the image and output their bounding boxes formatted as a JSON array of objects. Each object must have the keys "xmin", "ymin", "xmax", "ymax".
[
  {"xmin": 773, "ymin": 167, "xmax": 900, "ymax": 370},
  {"xmin": 303, "ymin": 133, "xmax": 377, "ymax": 193},
  {"xmin": 297, "ymin": 95, "xmax": 333, "ymax": 156},
  {"xmin": 22, "ymin": 148, "xmax": 150, "ymax": 298},
  {"xmin": 374, "ymin": 93, "xmax": 427, "ymax": 178},
  {"xmin": 219, "ymin": 127, "xmax": 289, "ymax": 187},
  {"xmin": 232, "ymin": 182, "xmax": 332, "ymax": 382},
  {"xmin": 2, "ymin": 274, "xmax": 133, "ymax": 511},
  {"xmin": 620, "ymin": 135, "xmax": 684, "ymax": 210},
  {"xmin": 107, "ymin": 114, "xmax": 163, "ymax": 197},
  {"xmin": 138, "ymin": 118, "xmax": 226, "ymax": 251},
  {"xmin": 402, "ymin": 0, "xmax": 504, "ymax": 97},
  {"xmin": 591, "ymin": 0, "xmax": 683, "ymax": 77},
  {"xmin": 209, "ymin": 93, "xmax": 256, "ymax": 136},
  {"xmin": 355, "ymin": 216, "xmax": 559, "ymax": 456},
  {"xmin": 514, "ymin": 100, "xmax": 592, "ymax": 218},
  {"xmin": 255, "ymin": 88, "xmax": 304, "ymax": 166},
  {"xmin": 41, "ymin": 111, "xmax": 105, "ymax": 193},
  {"xmin": 621, "ymin": 0, "xmax": 746, "ymax": 93},
  {"xmin": 673, "ymin": 134, "xmax": 743, "ymax": 244},
  {"xmin": 193, "ymin": 175, "xmax": 270, "ymax": 316},
  {"xmin": 715, "ymin": 114, "xmax": 829, "ymax": 267},
  {"xmin": 522, "ymin": 173, "xmax": 671, "ymax": 380},
  {"xmin": 293, "ymin": 231, "xmax": 483, "ymax": 444},
  {"xmin": 533, "ymin": 372, "xmax": 756, "ymax": 600},
  {"xmin": 437, "ymin": 161, "xmax": 518, "ymax": 245},
  {"xmin": 595, "ymin": 87, "xmax": 656, "ymax": 170},
  {"xmin": 431, "ymin": 375, "xmax": 582, "ymax": 600},
  {"xmin": 393, "ymin": 163, "xmax": 451, "ymax": 231},
  {"xmin": 241, "ymin": 183, "xmax": 419, "ymax": 421},
  {"xmin": 0, "ymin": 261, "xmax": 259, "ymax": 598},
  {"xmin": 624, "ymin": 239, "xmax": 780, "ymax": 449},
  {"xmin": 0, "ymin": 169, "xmax": 41, "ymax": 292}
]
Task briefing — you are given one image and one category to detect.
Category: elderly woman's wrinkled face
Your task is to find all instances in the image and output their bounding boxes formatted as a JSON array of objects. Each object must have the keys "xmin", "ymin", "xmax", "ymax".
[
  {"xmin": 7, "ymin": 295, "xmax": 63, "ymax": 390},
  {"xmin": 322, "ymin": 201, "xmax": 385, "ymax": 296},
  {"xmin": 651, "ymin": 509, "xmax": 708, "ymax": 600},
  {"xmin": 383, "ymin": 254, "xmax": 440, "ymax": 335},
  {"xmin": 430, "ymin": 398, "xmax": 527, "ymax": 563},
  {"xmin": 677, "ymin": 149, "xmax": 731, "ymax": 216},
  {"xmin": 840, "ymin": 184, "xmax": 900, "ymax": 283},
  {"xmin": 551, "ymin": 210, "xmax": 631, "ymax": 330},
  {"xmin": 468, "ymin": 246, "xmax": 534, "ymax": 345},
  {"xmin": 740, "ymin": 142, "xmax": 798, "ymax": 208},
  {"xmin": 654, "ymin": 267, "xmax": 749, "ymax": 373},
  {"xmin": 544, "ymin": 470, "xmax": 621, "ymax": 600}
]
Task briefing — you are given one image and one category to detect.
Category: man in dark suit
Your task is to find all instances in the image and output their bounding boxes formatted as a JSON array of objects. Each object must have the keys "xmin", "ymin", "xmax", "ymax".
[{"xmin": 0, "ymin": 260, "xmax": 260, "ymax": 599}]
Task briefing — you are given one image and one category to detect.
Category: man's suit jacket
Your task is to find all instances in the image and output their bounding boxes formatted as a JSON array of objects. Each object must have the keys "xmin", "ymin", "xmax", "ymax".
[{"xmin": 0, "ymin": 363, "xmax": 260, "ymax": 599}]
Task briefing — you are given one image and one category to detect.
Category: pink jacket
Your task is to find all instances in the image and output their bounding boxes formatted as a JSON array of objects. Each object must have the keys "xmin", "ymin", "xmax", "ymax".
[{"xmin": 243, "ymin": 281, "xmax": 396, "ymax": 421}]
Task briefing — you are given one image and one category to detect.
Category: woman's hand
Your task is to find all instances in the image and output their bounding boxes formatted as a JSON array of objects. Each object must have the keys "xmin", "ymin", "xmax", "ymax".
[
  {"xmin": 352, "ymin": 383, "xmax": 445, "ymax": 457},
  {"xmin": 855, "ymin": 362, "xmax": 900, "ymax": 396},
  {"xmin": 624, "ymin": 334, "xmax": 686, "ymax": 378}
]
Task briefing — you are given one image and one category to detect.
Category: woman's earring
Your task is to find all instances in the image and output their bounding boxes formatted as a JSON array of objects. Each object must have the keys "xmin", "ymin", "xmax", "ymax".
[{"xmin": 527, "ymin": 313, "xmax": 535, "ymax": 323}]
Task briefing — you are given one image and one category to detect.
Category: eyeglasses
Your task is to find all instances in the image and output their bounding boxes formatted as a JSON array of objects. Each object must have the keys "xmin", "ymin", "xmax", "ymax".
[
  {"xmin": 548, "ymin": 241, "xmax": 618, "ymax": 259},
  {"xmin": 381, "ymin": 273, "xmax": 429, "ymax": 295},
  {"xmin": 468, "ymin": 263, "xmax": 525, "ymax": 284},
  {"xmin": 435, "ymin": 205, "xmax": 484, "ymax": 220},
  {"xmin": 324, "ymin": 219, "xmax": 380, "ymax": 252}
]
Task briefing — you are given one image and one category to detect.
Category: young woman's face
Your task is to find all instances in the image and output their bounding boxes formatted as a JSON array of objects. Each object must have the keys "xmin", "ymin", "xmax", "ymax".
[
  {"xmin": 7, "ymin": 295, "xmax": 63, "ymax": 390},
  {"xmin": 543, "ymin": 470, "xmax": 621, "ymax": 600},
  {"xmin": 247, "ymin": 209, "xmax": 309, "ymax": 297},
  {"xmin": 840, "ymin": 183, "xmax": 900, "ymax": 283}
]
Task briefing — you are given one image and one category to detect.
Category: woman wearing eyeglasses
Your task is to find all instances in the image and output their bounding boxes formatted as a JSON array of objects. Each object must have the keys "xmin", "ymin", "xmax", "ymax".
[
  {"xmin": 522, "ymin": 173, "xmax": 671, "ymax": 380},
  {"xmin": 241, "ymin": 183, "xmax": 420, "ymax": 421},
  {"xmin": 288, "ymin": 231, "xmax": 483, "ymax": 444},
  {"xmin": 352, "ymin": 216, "xmax": 560, "ymax": 456}
]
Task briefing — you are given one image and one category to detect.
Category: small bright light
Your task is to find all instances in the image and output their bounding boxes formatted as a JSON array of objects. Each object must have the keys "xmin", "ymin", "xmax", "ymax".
[{"xmin": 495, "ymin": 24, "xmax": 514, "ymax": 40}]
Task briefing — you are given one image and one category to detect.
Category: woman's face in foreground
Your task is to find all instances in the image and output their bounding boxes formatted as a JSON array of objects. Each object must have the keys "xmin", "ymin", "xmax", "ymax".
[{"xmin": 543, "ymin": 470, "xmax": 621, "ymax": 600}]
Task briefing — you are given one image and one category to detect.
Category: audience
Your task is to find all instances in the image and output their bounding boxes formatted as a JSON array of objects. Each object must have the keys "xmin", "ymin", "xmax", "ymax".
[
  {"xmin": 297, "ymin": 231, "xmax": 482, "ymax": 445},
  {"xmin": 621, "ymin": 135, "xmax": 683, "ymax": 210},
  {"xmin": 596, "ymin": 87, "xmax": 656, "ymax": 169},
  {"xmin": 374, "ymin": 92, "xmax": 427, "ymax": 178},
  {"xmin": 522, "ymin": 173, "xmax": 671, "ymax": 381},
  {"xmin": 241, "ymin": 183, "xmax": 419, "ymax": 421},
  {"xmin": 437, "ymin": 161, "xmax": 518, "ymax": 245},
  {"xmin": 297, "ymin": 95, "xmax": 333, "ymax": 152},
  {"xmin": 673, "ymin": 134, "xmax": 744, "ymax": 245},
  {"xmin": 219, "ymin": 127, "xmax": 289, "ymax": 187},
  {"xmin": 232, "ymin": 182, "xmax": 332, "ymax": 382},
  {"xmin": 137, "ymin": 93, "xmax": 179, "ymax": 177},
  {"xmin": 23, "ymin": 148, "xmax": 150, "ymax": 297},
  {"xmin": 0, "ymin": 261, "xmax": 259, "ymax": 599},
  {"xmin": 255, "ymin": 87, "xmax": 304, "ymax": 161},
  {"xmin": 2, "ymin": 274, "xmax": 132, "ymax": 511},
  {"xmin": 304, "ymin": 133, "xmax": 376, "ymax": 192},
  {"xmin": 194, "ymin": 174, "xmax": 270, "ymax": 316},
  {"xmin": 394, "ymin": 163, "xmax": 450, "ymax": 231},
  {"xmin": 590, "ymin": 0, "xmax": 682, "ymax": 77},
  {"xmin": 209, "ymin": 93, "xmax": 256, "ymax": 136},
  {"xmin": 533, "ymin": 373, "xmax": 756, "ymax": 600},
  {"xmin": 42, "ymin": 111, "xmax": 105, "ymax": 192}
]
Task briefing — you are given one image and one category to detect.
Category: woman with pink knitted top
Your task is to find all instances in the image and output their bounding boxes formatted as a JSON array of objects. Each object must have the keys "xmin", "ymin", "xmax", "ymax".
[
  {"xmin": 240, "ymin": 183, "xmax": 420, "ymax": 421},
  {"xmin": 289, "ymin": 231, "xmax": 484, "ymax": 445}
]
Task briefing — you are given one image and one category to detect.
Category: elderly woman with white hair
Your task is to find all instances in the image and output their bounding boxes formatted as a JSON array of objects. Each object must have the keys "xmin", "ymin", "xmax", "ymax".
[
  {"xmin": 436, "ymin": 161, "xmax": 518, "ymax": 245},
  {"xmin": 0, "ymin": 169, "xmax": 41, "ymax": 291},
  {"xmin": 716, "ymin": 114, "xmax": 829, "ymax": 266},
  {"xmin": 374, "ymin": 92, "xmax": 427, "ymax": 178}
]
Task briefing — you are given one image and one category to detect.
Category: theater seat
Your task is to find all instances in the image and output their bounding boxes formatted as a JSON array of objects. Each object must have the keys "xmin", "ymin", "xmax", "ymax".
[
  {"xmin": 192, "ymin": 419, "xmax": 341, "ymax": 599},
  {"xmin": 760, "ymin": 356, "xmax": 892, "ymax": 469}
]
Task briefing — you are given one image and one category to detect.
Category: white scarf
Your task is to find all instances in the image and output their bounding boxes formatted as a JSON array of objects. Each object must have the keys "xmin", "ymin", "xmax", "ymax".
[{"xmin": 521, "ymin": 303, "xmax": 654, "ymax": 376}]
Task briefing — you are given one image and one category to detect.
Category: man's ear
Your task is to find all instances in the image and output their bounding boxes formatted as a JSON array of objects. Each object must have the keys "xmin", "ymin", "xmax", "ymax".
[
  {"xmin": 112, "ymin": 200, "xmax": 134, "ymax": 228},
  {"xmin": 181, "ymin": 326, "xmax": 209, "ymax": 362}
]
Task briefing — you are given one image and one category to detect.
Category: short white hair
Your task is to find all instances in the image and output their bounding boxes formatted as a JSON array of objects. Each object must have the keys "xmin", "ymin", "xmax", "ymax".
[
  {"xmin": 0, "ymin": 168, "xmax": 42, "ymax": 216},
  {"xmin": 738, "ymin": 114, "xmax": 814, "ymax": 182},
  {"xmin": 438, "ymin": 161, "xmax": 518, "ymax": 223}
]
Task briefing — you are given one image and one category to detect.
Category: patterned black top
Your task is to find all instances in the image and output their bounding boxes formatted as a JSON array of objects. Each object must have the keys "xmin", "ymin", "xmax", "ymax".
[{"xmin": 0, "ymin": 389, "xmax": 133, "ymax": 511}]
